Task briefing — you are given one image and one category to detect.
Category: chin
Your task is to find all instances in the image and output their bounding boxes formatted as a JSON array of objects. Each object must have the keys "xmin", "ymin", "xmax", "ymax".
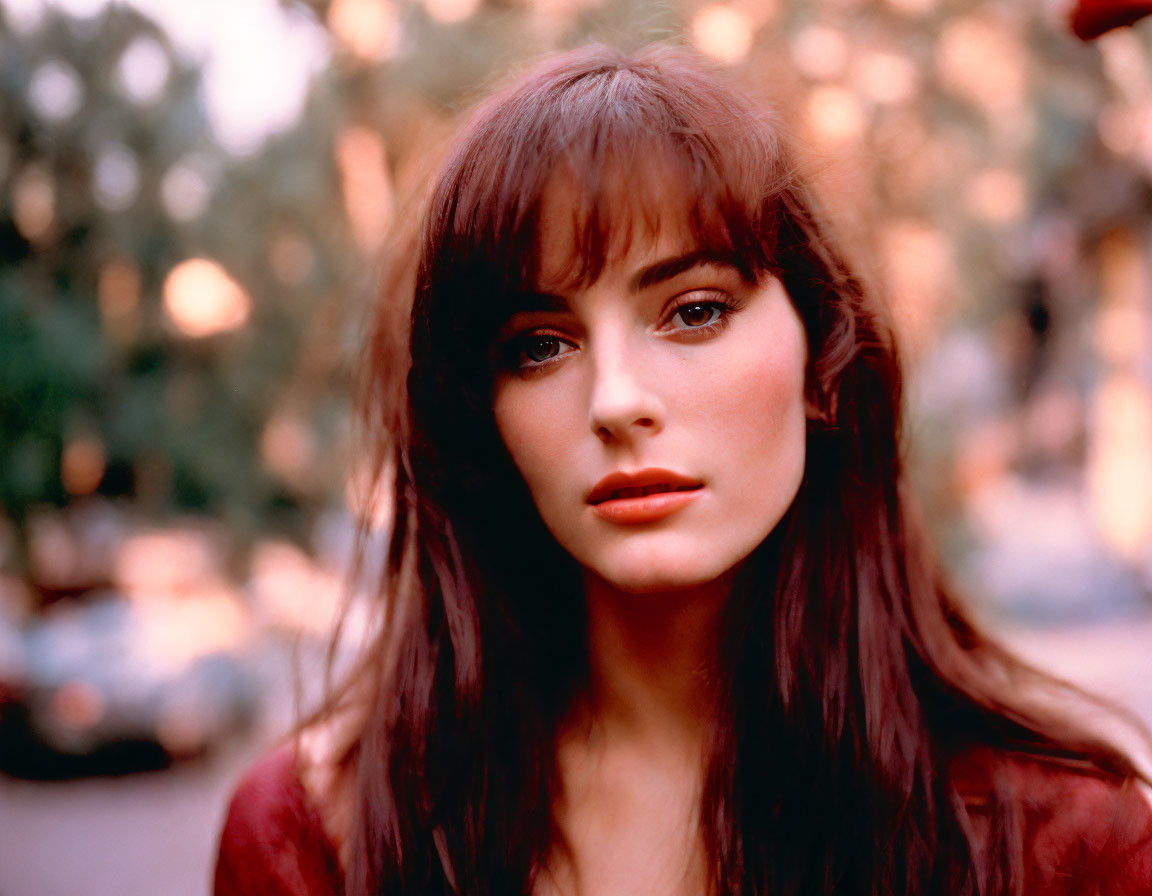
[{"xmin": 589, "ymin": 556, "xmax": 736, "ymax": 595}]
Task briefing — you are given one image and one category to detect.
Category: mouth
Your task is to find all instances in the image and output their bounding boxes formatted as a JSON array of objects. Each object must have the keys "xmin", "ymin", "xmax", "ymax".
[{"xmin": 587, "ymin": 469, "xmax": 704, "ymax": 506}]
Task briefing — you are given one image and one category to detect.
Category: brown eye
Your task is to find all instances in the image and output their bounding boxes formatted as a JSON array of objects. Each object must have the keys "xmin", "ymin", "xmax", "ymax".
[
  {"xmin": 673, "ymin": 303, "xmax": 721, "ymax": 328},
  {"xmin": 525, "ymin": 336, "xmax": 561, "ymax": 362}
]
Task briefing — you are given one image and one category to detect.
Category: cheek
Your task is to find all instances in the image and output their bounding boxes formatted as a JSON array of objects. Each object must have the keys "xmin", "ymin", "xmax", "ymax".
[
  {"xmin": 492, "ymin": 382, "xmax": 579, "ymax": 502},
  {"xmin": 699, "ymin": 339, "xmax": 807, "ymax": 455}
]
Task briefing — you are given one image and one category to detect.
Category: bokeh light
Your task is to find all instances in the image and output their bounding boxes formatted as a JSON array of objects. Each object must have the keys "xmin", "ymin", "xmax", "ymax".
[
  {"xmin": 881, "ymin": 219, "xmax": 954, "ymax": 353},
  {"xmin": 328, "ymin": 0, "xmax": 400, "ymax": 62},
  {"xmin": 162, "ymin": 258, "xmax": 251, "ymax": 339},
  {"xmin": 161, "ymin": 157, "xmax": 214, "ymax": 222},
  {"xmin": 12, "ymin": 164, "xmax": 55, "ymax": 243},
  {"xmin": 27, "ymin": 59, "xmax": 84, "ymax": 123},
  {"xmin": 790, "ymin": 25, "xmax": 849, "ymax": 81},
  {"xmin": 691, "ymin": 5, "xmax": 753, "ymax": 65},
  {"xmin": 61, "ymin": 436, "xmax": 106, "ymax": 497},
  {"xmin": 260, "ymin": 412, "xmax": 318, "ymax": 488},
  {"xmin": 936, "ymin": 15, "xmax": 1028, "ymax": 112},
  {"xmin": 2, "ymin": 0, "xmax": 45, "ymax": 33},
  {"xmin": 1089, "ymin": 375, "xmax": 1152, "ymax": 561},
  {"xmin": 805, "ymin": 85, "xmax": 866, "ymax": 146},
  {"xmin": 92, "ymin": 144, "xmax": 141, "ymax": 212},
  {"xmin": 337, "ymin": 126, "xmax": 393, "ymax": 255},
  {"xmin": 113, "ymin": 528, "xmax": 225, "ymax": 597},
  {"xmin": 853, "ymin": 50, "xmax": 919, "ymax": 105},
  {"xmin": 115, "ymin": 36, "xmax": 170, "ymax": 105},
  {"xmin": 425, "ymin": 0, "xmax": 480, "ymax": 25},
  {"xmin": 966, "ymin": 167, "xmax": 1027, "ymax": 225}
]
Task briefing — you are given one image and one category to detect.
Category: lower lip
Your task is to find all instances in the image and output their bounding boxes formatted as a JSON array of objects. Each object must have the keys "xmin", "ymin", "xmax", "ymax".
[{"xmin": 590, "ymin": 488, "xmax": 702, "ymax": 524}]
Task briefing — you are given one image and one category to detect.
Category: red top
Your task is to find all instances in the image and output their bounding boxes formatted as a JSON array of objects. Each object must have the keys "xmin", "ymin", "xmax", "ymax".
[
  {"xmin": 214, "ymin": 744, "xmax": 1152, "ymax": 896},
  {"xmin": 214, "ymin": 745, "xmax": 343, "ymax": 896},
  {"xmin": 1069, "ymin": 0, "xmax": 1152, "ymax": 39}
]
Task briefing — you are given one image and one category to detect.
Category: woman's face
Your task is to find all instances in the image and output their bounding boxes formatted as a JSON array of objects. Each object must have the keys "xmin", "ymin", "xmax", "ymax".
[{"xmin": 491, "ymin": 189, "xmax": 810, "ymax": 594}]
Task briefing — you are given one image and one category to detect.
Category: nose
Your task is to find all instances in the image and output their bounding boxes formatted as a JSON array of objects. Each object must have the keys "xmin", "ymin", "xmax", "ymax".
[{"xmin": 587, "ymin": 340, "xmax": 664, "ymax": 445}]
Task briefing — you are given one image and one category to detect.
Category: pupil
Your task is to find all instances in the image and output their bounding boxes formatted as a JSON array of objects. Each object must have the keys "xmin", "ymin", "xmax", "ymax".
[
  {"xmin": 682, "ymin": 304, "xmax": 712, "ymax": 327},
  {"xmin": 527, "ymin": 337, "xmax": 559, "ymax": 362}
]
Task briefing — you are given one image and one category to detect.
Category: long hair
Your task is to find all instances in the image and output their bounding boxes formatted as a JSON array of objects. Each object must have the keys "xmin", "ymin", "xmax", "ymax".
[{"xmin": 330, "ymin": 44, "xmax": 1146, "ymax": 896}]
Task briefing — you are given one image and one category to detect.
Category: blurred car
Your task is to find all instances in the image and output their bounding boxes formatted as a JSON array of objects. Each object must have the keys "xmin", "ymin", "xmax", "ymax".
[{"xmin": 0, "ymin": 591, "xmax": 258, "ymax": 779}]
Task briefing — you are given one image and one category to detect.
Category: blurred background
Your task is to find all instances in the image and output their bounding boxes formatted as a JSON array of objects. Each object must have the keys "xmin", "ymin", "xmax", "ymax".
[{"xmin": 0, "ymin": 0, "xmax": 1150, "ymax": 893}]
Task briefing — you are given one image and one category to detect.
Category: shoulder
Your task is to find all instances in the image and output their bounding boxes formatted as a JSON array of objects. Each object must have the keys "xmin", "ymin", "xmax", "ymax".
[
  {"xmin": 213, "ymin": 742, "xmax": 344, "ymax": 896},
  {"xmin": 953, "ymin": 745, "xmax": 1152, "ymax": 895}
]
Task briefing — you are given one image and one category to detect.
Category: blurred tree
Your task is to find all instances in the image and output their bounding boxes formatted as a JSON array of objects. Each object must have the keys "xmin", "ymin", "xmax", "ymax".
[
  {"xmin": 0, "ymin": 4, "xmax": 354, "ymax": 581},
  {"xmin": 2, "ymin": 0, "xmax": 1150, "ymax": 614}
]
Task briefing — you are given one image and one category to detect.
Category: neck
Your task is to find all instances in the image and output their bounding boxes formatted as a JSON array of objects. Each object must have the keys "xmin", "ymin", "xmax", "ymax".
[{"xmin": 577, "ymin": 571, "xmax": 731, "ymax": 757}]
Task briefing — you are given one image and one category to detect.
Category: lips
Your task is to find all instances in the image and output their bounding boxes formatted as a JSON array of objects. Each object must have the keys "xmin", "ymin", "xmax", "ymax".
[{"xmin": 587, "ymin": 468, "xmax": 703, "ymax": 506}]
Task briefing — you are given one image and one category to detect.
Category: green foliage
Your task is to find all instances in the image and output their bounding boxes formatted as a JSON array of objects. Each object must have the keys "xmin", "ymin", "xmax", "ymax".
[{"xmin": 0, "ymin": 4, "xmax": 355, "ymax": 560}]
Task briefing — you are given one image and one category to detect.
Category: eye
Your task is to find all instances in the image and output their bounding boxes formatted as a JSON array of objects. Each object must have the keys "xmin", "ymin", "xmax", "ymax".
[
  {"xmin": 513, "ymin": 333, "xmax": 577, "ymax": 369},
  {"xmin": 671, "ymin": 302, "xmax": 724, "ymax": 329},
  {"xmin": 665, "ymin": 294, "xmax": 735, "ymax": 333}
]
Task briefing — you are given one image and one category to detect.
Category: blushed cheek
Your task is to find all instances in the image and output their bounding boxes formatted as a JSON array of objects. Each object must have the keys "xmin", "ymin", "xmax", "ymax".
[
  {"xmin": 493, "ymin": 389, "xmax": 568, "ymax": 510},
  {"xmin": 703, "ymin": 345, "xmax": 806, "ymax": 442},
  {"xmin": 717, "ymin": 344, "xmax": 808, "ymax": 514}
]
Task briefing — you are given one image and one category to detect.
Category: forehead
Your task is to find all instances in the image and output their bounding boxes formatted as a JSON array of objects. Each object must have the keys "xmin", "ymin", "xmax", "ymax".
[{"xmin": 532, "ymin": 156, "xmax": 705, "ymax": 293}]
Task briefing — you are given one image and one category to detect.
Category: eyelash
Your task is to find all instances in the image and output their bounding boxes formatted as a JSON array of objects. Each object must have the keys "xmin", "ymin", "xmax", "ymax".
[
  {"xmin": 501, "ymin": 292, "xmax": 738, "ymax": 375},
  {"xmin": 664, "ymin": 292, "xmax": 736, "ymax": 337}
]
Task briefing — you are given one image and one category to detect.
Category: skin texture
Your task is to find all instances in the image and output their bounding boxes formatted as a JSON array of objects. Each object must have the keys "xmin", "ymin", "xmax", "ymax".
[
  {"xmin": 491, "ymin": 194, "xmax": 810, "ymax": 598},
  {"xmin": 490, "ymin": 184, "xmax": 811, "ymax": 895}
]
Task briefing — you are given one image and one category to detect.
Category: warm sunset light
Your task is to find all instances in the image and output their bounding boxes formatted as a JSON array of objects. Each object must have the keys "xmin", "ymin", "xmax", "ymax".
[
  {"xmin": 1088, "ymin": 375, "xmax": 1152, "ymax": 561},
  {"xmin": 966, "ymin": 167, "xmax": 1027, "ymax": 224},
  {"xmin": 114, "ymin": 528, "xmax": 225, "ymax": 596},
  {"xmin": 881, "ymin": 219, "xmax": 954, "ymax": 353},
  {"xmin": 790, "ymin": 25, "xmax": 848, "ymax": 81},
  {"xmin": 337, "ymin": 126, "xmax": 393, "ymax": 255},
  {"xmin": 425, "ymin": 0, "xmax": 480, "ymax": 24},
  {"xmin": 805, "ymin": 85, "xmax": 865, "ymax": 146},
  {"xmin": 260, "ymin": 412, "xmax": 317, "ymax": 487},
  {"xmin": 12, "ymin": 164, "xmax": 55, "ymax": 243},
  {"xmin": 1087, "ymin": 226, "xmax": 1152, "ymax": 561},
  {"xmin": 328, "ymin": 0, "xmax": 399, "ymax": 62},
  {"xmin": 937, "ymin": 15, "xmax": 1028, "ymax": 111},
  {"xmin": 691, "ymin": 5, "xmax": 753, "ymax": 65},
  {"xmin": 884, "ymin": 0, "xmax": 937, "ymax": 15},
  {"xmin": 162, "ymin": 257, "xmax": 251, "ymax": 338},
  {"xmin": 854, "ymin": 50, "xmax": 919, "ymax": 105},
  {"xmin": 249, "ymin": 540, "xmax": 343, "ymax": 636},
  {"xmin": 135, "ymin": 586, "xmax": 249, "ymax": 675},
  {"xmin": 61, "ymin": 435, "xmax": 106, "ymax": 497}
]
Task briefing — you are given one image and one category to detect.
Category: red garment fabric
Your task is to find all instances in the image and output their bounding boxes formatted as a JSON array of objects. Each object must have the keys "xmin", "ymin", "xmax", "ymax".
[
  {"xmin": 214, "ymin": 744, "xmax": 344, "ymax": 896},
  {"xmin": 1070, "ymin": 0, "xmax": 1152, "ymax": 39},
  {"xmin": 213, "ymin": 744, "xmax": 1152, "ymax": 896}
]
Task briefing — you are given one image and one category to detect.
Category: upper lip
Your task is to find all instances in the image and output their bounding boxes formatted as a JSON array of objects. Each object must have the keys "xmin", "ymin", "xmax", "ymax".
[{"xmin": 586, "ymin": 468, "xmax": 703, "ymax": 505}]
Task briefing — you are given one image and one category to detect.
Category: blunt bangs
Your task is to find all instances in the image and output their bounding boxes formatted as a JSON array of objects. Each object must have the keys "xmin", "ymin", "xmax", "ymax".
[{"xmin": 407, "ymin": 44, "xmax": 863, "ymax": 505}]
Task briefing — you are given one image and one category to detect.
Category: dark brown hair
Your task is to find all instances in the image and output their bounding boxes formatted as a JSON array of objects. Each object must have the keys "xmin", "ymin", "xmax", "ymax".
[{"xmin": 330, "ymin": 44, "xmax": 1146, "ymax": 896}]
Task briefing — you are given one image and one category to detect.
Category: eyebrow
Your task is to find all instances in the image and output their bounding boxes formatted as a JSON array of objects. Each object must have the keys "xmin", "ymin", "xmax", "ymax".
[{"xmin": 631, "ymin": 248, "xmax": 746, "ymax": 291}]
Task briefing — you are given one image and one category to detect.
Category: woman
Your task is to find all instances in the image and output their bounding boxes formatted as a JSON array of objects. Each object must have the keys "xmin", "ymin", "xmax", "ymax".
[{"xmin": 215, "ymin": 45, "xmax": 1152, "ymax": 896}]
